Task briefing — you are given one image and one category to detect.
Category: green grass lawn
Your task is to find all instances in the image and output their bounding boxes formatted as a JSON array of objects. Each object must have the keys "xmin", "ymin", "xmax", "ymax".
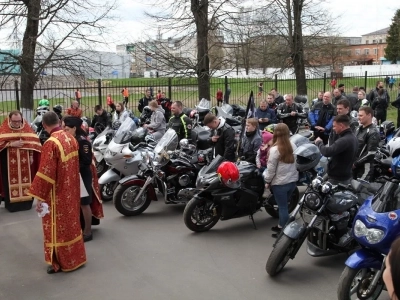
[{"xmin": 1, "ymin": 75, "xmax": 399, "ymax": 124}]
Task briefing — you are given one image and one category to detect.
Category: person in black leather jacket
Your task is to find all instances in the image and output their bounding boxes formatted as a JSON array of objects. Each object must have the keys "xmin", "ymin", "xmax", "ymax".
[
  {"xmin": 328, "ymin": 99, "xmax": 359, "ymax": 145},
  {"xmin": 138, "ymin": 89, "xmax": 153, "ymax": 113},
  {"xmin": 90, "ymin": 105, "xmax": 111, "ymax": 129},
  {"xmin": 238, "ymin": 118, "xmax": 262, "ymax": 164},
  {"xmin": 315, "ymin": 114, "xmax": 358, "ymax": 185},
  {"xmin": 353, "ymin": 106, "xmax": 380, "ymax": 182},
  {"xmin": 276, "ymin": 94, "xmax": 307, "ymax": 134},
  {"xmin": 168, "ymin": 101, "xmax": 192, "ymax": 141},
  {"xmin": 203, "ymin": 113, "xmax": 236, "ymax": 162}
]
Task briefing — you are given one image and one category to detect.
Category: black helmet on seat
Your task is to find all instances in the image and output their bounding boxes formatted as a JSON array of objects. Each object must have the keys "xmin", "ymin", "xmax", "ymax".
[{"xmin": 294, "ymin": 144, "xmax": 320, "ymax": 172}]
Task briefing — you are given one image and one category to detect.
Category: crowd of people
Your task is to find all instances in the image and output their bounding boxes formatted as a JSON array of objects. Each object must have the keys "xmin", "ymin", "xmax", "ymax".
[{"xmin": 2, "ymin": 82, "xmax": 400, "ymax": 298}]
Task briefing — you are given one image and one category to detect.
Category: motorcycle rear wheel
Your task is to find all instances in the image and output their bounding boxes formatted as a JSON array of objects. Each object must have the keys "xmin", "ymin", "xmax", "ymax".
[
  {"xmin": 266, "ymin": 234, "xmax": 295, "ymax": 276},
  {"xmin": 264, "ymin": 187, "xmax": 300, "ymax": 218},
  {"xmin": 183, "ymin": 197, "xmax": 221, "ymax": 232},
  {"xmin": 113, "ymin": 184, "xmax": 152, "ymax": 216},
  {"xmin": 337, "ymin": 266, "xmax": 384, "ymax": 300}
]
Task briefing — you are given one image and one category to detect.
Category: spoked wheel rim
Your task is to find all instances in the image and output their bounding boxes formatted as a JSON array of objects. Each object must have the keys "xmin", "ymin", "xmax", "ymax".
[
  {"xmin": 190, "ymin": 200, "xmax": 217, "ymax": 227},
  {"xmin": 349, "ymin": 269, "xmax": 384, "ymax": 300},
  {"xmin": 120, "ymin": 186, "xmax": 147, "ymax": 212}
]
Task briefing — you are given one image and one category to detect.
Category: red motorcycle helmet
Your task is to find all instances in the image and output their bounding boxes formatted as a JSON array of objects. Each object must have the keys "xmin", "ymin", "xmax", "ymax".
[{"xmin": 217, "ymin": 161, "xmax": 240, "ymax": 188}]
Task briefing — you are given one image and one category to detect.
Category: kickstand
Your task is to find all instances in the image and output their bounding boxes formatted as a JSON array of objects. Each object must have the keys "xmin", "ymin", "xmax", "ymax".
[{"xmin": 249, "ymin": 214, "xmax": 257, "ymax": 230}]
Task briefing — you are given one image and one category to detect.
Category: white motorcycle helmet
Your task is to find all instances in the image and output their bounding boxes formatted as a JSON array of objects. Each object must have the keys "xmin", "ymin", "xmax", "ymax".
[{"xmin": 387, "ymin": 137, "xmax": 400, "ymax": 158}]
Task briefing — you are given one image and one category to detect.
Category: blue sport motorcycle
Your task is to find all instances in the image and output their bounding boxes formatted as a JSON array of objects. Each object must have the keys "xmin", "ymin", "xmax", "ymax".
[{"xmin": 336, "ymin": 156, "xmax": 400, "ymax": 300}]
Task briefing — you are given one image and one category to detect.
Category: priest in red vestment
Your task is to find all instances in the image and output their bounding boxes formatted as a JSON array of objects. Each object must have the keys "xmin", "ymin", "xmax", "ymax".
[
  {"xmin": 0, "ymin": 110, "xmax": 41, "ymax": 212},
  {"xmin": 28, "ymin": 111, "xmax": 86, "ymax": 274}
]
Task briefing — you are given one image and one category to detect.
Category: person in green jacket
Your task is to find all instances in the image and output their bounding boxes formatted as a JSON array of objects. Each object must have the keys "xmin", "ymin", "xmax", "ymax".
[{"xmin": 38, "ymin": 95, "xmax": 50, "ymax": 107}]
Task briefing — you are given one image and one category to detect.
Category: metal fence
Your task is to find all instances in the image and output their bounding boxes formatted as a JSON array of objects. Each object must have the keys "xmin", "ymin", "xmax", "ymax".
[{"xmin": 1, "ymin": 71, "xmax": 400, "ymax": 122}]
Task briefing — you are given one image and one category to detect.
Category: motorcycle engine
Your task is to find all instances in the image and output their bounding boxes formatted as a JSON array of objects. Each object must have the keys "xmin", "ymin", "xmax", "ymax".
[{"xmin": 178, "ymin": 174, "xmax": 191, "ymax": 187}]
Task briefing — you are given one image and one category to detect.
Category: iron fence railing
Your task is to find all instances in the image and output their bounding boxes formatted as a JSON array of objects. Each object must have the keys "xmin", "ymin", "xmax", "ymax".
[{"xmin": 1, "ymin": 71, "xmax": 399, "ymax": 122}]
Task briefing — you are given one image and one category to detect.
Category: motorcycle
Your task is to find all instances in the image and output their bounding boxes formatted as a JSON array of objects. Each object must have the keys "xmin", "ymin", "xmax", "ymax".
[
  {"xmin": 113, "ymin": 128, "xmax": 212, "ymax": 216},
  {"xmin": 93, "ymin": 125, "xmax": 116, "ymax": 177},
  {"xmin": 336, "ymin": 158, "xmax": 400, "ymax": 300},
  {"xmin": 265, "ymin": 175, "xmax": 374, "ymax": 277},
  {"xmin": 30, "ymin": 106, "xmax": 50, "ymax": 144},
  {"xmin": 98, "ymin": 118, "xmax": 154, "ymax": 201}
]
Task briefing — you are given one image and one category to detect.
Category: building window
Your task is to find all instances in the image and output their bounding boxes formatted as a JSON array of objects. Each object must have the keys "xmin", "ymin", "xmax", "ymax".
[
  {"xmin": 373, "ymin": 48, "xmax": 378, "ymax": 54},
  {"xmin": 366, "ymin": 40, "xmax": 369, "ymax": 44},
  {"xmin": 379, "ymin": 39, "xmax": 382, "ymax": 43},
  {"xmin": 364, "ymin": 49, "xmax": 369, "ymax": 55},
  {"xmin": 373, "ymin": 39, "xmax": 376, "ymax": 43},
  {"xmin": 355, "ymin": 49, "xmax": 361, "ymax": 55}
]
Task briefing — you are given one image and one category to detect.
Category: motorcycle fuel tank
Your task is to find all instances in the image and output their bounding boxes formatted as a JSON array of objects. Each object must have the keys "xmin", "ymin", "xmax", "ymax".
[{"xmin": 326, "ymin": 191, "xmax": 358, "ymax": 214}]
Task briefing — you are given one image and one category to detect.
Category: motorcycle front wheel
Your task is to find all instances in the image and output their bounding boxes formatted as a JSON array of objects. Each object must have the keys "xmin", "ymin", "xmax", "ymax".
[
  {"xmin": 183, "ymin": 197, "xmax": 221, "ymax": 232},
  {"xmin": 337, "ymin": 266, "xmax": 384, "ymax": 300},
  {"xmin": 266, "ymin": 234, "xmax": 296, "ymax": 276},
  {"xmin": 95, "ymin": 159, "xmax": 108, "ymax": 177},
  {"xmin": 113, "ymin": 184, "xmax": 152, "ymax": 216},
  {"xmin": 99, "ymin": 182, "xmax": 116, "ymax": 202},
  {"xmin": 264, "ymin": 187, "xmax": 300, "ymax": 218}
]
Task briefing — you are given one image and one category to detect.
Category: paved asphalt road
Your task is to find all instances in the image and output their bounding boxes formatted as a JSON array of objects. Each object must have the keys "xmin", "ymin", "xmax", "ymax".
[{"xmin": 0, "ymin": 198, "xmax": 389, "ymax": 300}]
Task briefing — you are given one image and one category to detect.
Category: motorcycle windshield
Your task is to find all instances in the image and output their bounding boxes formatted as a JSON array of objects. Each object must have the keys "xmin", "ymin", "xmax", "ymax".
[
  {"xmin": 202, "ymin": 155, "xmax": 225, "ymax": 174},
  {"xmin": 221, "ymin": 103, "xmax": 233, "ymax": 115},
  {"xmin": 113, "ymin": 118, "xmax": 137, "ymax": 144},
  {"xmin": 197, "ymin": 98, "xmax": 211, "ymax": 109},
  {"xmin": 153, "ymin": 128, "xmax": 179, "ymax": 166}
]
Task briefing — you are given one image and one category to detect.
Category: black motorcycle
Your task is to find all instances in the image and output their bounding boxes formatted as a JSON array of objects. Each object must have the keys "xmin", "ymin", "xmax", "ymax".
[
  {"xmin": 183, "ymin": 155, "xmax": 300, "ymax": 232},
  {"xmin": 31, "ymin": 106, "xmax": 50, "ymax": 144},
  {"xmin": 265, "ymin": 176, "xmax": 379, "ymax": 276}
]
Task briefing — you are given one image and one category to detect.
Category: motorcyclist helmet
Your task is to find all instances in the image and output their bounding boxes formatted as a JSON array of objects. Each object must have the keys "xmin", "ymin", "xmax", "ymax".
[
  {"xmin": 387, "ymin": 137, "xmax": 400, "ymax": 158},
  {"xmin": 264, "ymin": 124, "xmax": 277, "ymax": 134},
  {"xmin": 112, "ymin": 120, "xmax": 121, "ymax": 130},
  {"xmin": 145, "ymin": 134, "xmax": 156, "ymax": 144},
  {"xmin": 350, "ymin": 110, "xmax": 358, "ymax": 118},
  {"xmin": 294, "ymin": 95, "xmax": 307, "ymax": 104},
  {"xmin": 391, "ymin": 156, "xmax": 400, "ymax": 179},
  {"xmin": 53, "ymin": 104, "xmax": 63, "ymax": 114},
  {"xmin": 293, "ymin": 144, "xmax": 320, "ymax": 172},
  {"xmin": 382, "ymin": 121, "xmax": 395, "ymax": 135},
  {"xmin": 217, "ymin": 161, "xmax": 240, "ymax": 188},
  {"xmin": 361, "ymin": 99, "xmax": 369, "ymax": 106}
]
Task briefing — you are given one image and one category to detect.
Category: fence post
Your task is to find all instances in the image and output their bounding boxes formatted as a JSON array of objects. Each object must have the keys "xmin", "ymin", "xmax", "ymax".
[
  {"xmin": 15, "ymin": 79, "xmax": 20, "ymax": 111},
  {"xmin": 97, "ymin": 79, "xmax": 102, "ymax": 106},
  {"xmin": 168, "ymin": 77, "xmax": 172, "ymax": 100},
  {"xmin": 323, "ymin": 73, "xmax": 327, "ymax": 92},
  {"xmin": 274, "ymin": 74, "xmax": 278, "ymax": 90},
  {"xmin": 364, "ymin": 71, "xmax": 368, "ymax": 91}
]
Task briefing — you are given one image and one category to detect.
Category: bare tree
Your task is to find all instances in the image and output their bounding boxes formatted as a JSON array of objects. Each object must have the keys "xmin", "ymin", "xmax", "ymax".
[
  {"xmin": 0, "ymin": 0, "xmax": 116, "ymax": 118},
  {"xmin": 141, "ymin": 0, "xmax": 245, "ymax": 100}
]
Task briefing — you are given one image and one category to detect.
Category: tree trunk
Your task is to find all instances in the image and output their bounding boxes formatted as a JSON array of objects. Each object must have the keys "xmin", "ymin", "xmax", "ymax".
[
  {"xmin": 292, "ymin": 0, "xmax": 307, "ymax": 95},
  {"xmin": 19, "ymin": 0, "xmax": 41, "ymax": 120},
  {"xmin": 191, "ymin": 0, "xmax": 210, "ymax": 101}
]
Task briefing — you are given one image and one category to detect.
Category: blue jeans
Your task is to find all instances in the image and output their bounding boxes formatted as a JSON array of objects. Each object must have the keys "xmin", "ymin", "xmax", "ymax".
[{"xmin": 271, "ymin": 182, "xmax": 296, "ymax": 227}]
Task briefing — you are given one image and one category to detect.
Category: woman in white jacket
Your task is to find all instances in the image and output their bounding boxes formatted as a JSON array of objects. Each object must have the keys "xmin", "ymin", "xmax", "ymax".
[
  {"xmin": 264, "ymin": 123, "xmax": 298, "ymax": 238},
  {"xmin": 112, "ymin": 102, "xmax": 130, "ymax": 124}
]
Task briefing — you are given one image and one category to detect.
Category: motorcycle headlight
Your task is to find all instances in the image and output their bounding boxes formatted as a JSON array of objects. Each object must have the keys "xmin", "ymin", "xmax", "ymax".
[
  {"xmin": 353, "ymin": 220, "xmax": 385, "ymax": 244},
  {"xmin": 321, "ymin": 182, "xmax": 333, "ymax": 194},
  {"xmin": 304, "ymin": 192, "xmax": 322, "ymax": 210},
  {"xmin": 312, "ymin": 176, "xmax": 323, "ymax": 190}
]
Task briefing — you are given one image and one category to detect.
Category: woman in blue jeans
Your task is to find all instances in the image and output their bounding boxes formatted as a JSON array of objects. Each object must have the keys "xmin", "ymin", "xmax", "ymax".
[{"xmin": 264, "ymin": 123, "xmax": 298, "ymax": 238}]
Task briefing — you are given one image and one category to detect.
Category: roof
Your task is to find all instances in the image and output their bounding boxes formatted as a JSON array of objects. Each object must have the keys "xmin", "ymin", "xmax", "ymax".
[{"xmin": 362, "ymin": 27, "xmax": 389, "ymax": 36}]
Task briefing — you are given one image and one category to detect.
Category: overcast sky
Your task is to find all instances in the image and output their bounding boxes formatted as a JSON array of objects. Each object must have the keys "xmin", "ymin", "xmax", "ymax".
[{"xmin": 108, "ymin": 0, "xmax": 397, "ymax": 50}]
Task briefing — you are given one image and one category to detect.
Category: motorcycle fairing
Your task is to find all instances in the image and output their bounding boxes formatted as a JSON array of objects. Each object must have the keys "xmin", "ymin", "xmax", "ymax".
[
  {"xmin": 98, "ymin": 169, "xmax": 120, "ymax": 185},
  {"xmin": 344, "ymin": 248, "xmax": 383, "ymax": 270}
]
